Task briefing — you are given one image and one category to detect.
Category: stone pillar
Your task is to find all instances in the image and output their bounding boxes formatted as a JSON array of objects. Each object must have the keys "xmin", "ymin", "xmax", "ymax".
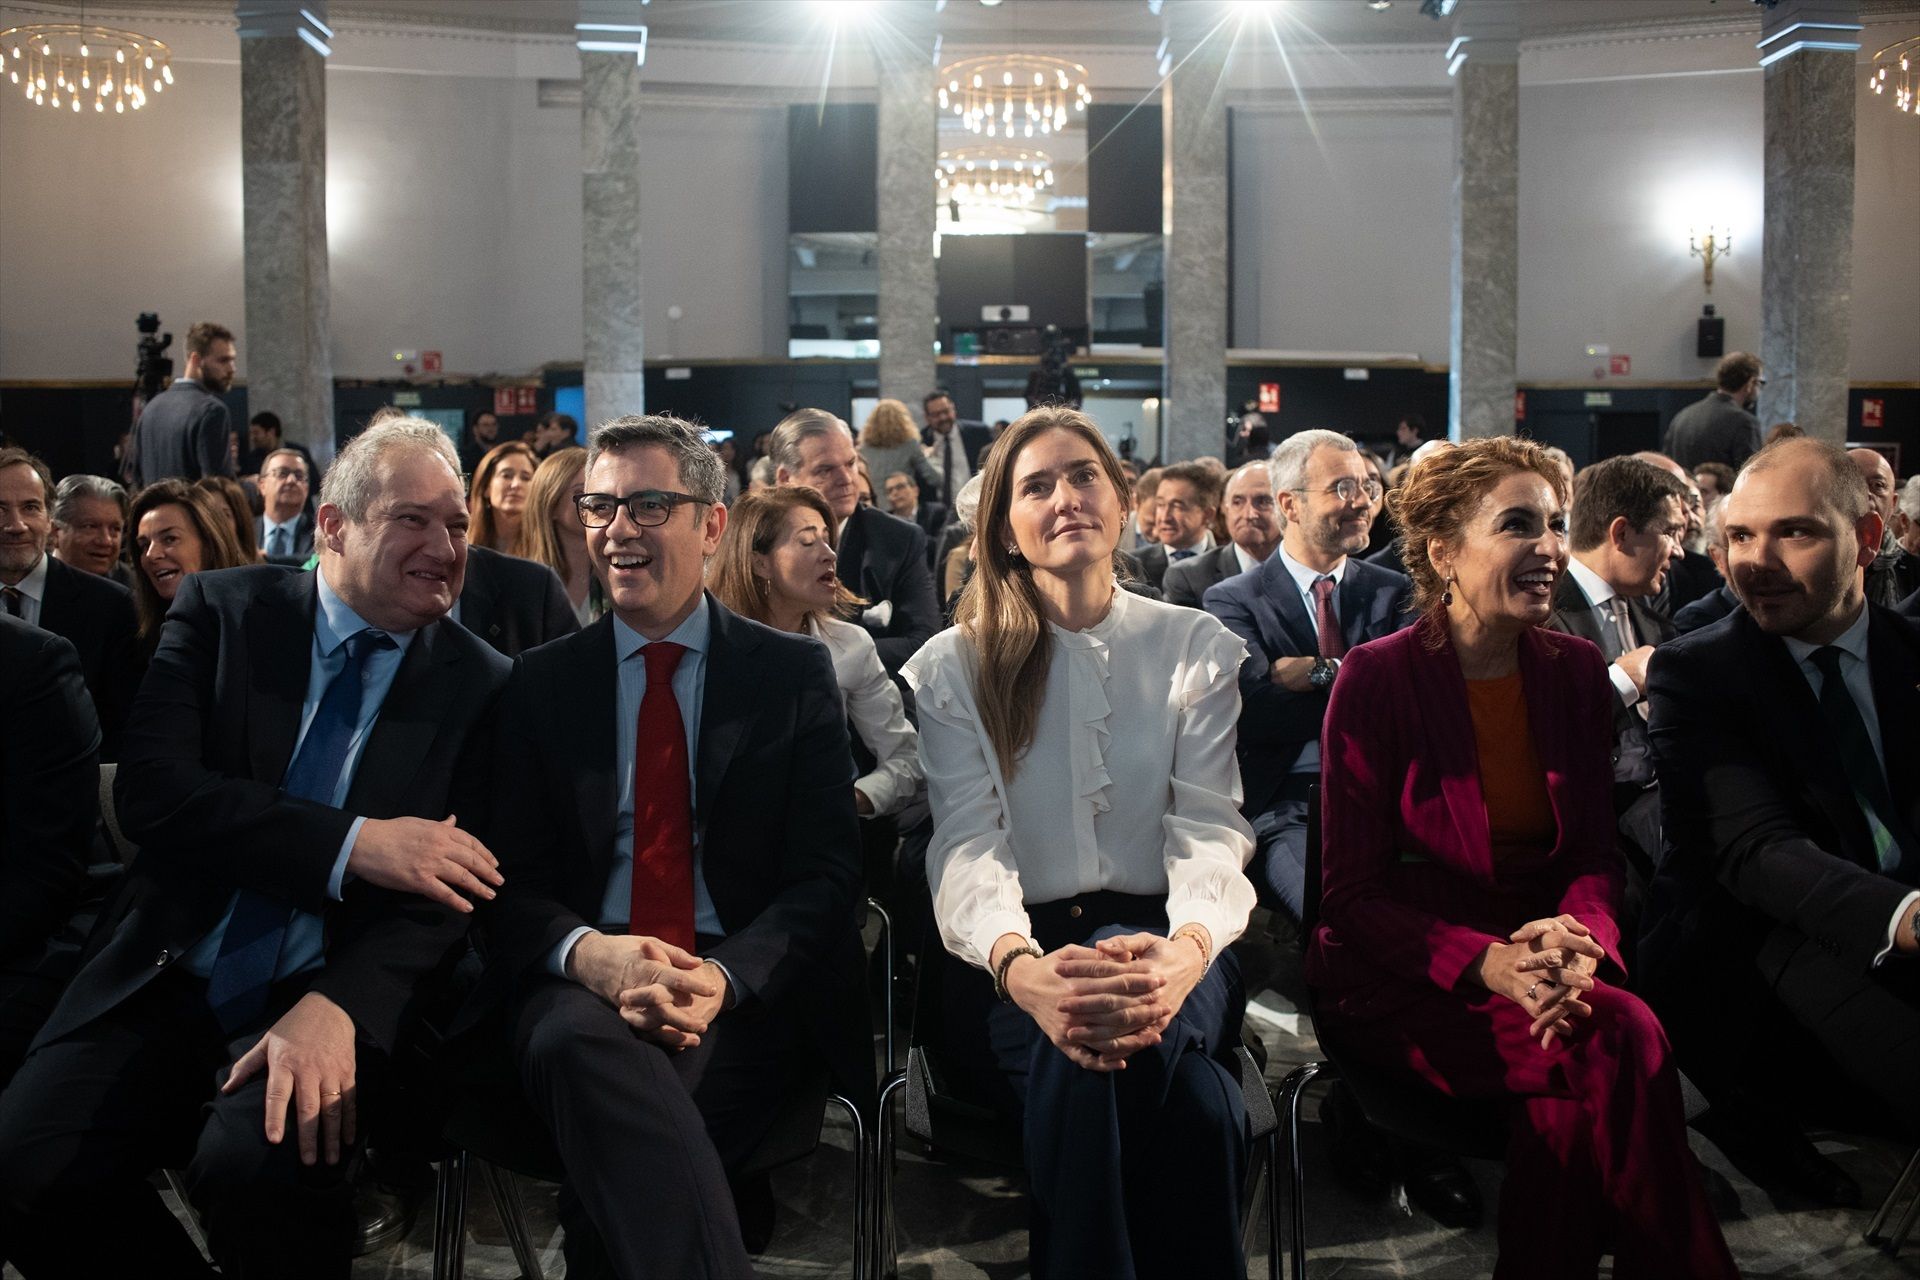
[
  {"xmin": 1161, "ymin": 30, "xmax": 1229, "ymax": 465},
  {"xmin": 875, "ymin": 24, "xmax": 937, "ymax": 407},
  {"xmin": 1758, "ymin": 0, "xmax": 1859, "ymax": 441},
  {"xmin": 236, "ymin": 3, "xmax": 333, "ymax": 463},
  {"xmin": 1446, "ymin": 4, "xmax": 1519, "ymax": 441},
  {"xmin": 579, "ymin": 2, "xmax": 648, "ymax": 427}
]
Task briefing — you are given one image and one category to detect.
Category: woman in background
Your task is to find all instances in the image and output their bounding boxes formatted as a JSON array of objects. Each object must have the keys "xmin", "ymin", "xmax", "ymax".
[
  {"xmin": 469, "ymin": 440, "xmax": 538, "ymax": 552},
  {"xmin": 128, "ymin": 480, "xmax": 250, "ymax": 653},
  {"xmin": 858, "ymin": 398, "xmax": 941, "ymax": 499},
  {"xmin": 193, "ymin": 476, "xmax": 261, "ymax": 563},
  {"xmin": 515, "ymin": 446, "xmax": 603, "ymax": 627}
]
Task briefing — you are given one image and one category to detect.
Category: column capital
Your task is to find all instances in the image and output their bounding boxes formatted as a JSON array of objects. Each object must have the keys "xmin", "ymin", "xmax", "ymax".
[
  {"xmin": 577, "ymin": 0, "xmax": 647, "ymax": 63},
  {"xmin": 235, "ymin": 1, "xmax": 330, "ymax": 54},
  {"xmin": 1445, "ymin": 0, "xmax": 1519, "ymax": 73},
  {"xmin": 1757, "ymin": 0, "xmax": 1862, "ymax": 68}
]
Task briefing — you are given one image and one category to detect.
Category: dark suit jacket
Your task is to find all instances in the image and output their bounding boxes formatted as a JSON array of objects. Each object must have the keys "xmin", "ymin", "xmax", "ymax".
[
  {"xmin": 40, "ymin": 565, "xmax": 511, "ymax": 1053},
  {"xmin": 1364, "ymin": 538, "xmax": 1408, "ymax": 578},
  {"xmin": 0, "ymin": 616, "xmax": 100, "ymax": 980},
  {"xmin": 36, "ymin": 554, "xmax": 140, "ymax": 757},
  {"xmin": 1162, "ymin": 543, "xmax": 1249, "ymax": 609},
  {"xmin": 1135, "ymin": 541, "xmax": 1214, "ymax": 590},
  {"xmin": 133, "ymin": 378, "xmax": 234, "ymax": 485},
  {"xmin": 1900, "ymin": 586, "xmax": 1920, "ymax": 621},
  {"xmin": 475, "ymin": 599, "xmax": 866, "ymax": 1083},
  {"xmin": 256, "ymin": 512, "xmax": 316, "ymax": 565},
  {"xmin": 922, "ymin": 422, "xmax": 992, "ymax": 472},
  {"xmin": 1654, "ymin": 549, "xmax": 1723, "ymax": 618},
  {"xmin": 1544, "ymin": 571, "xmax": 1673, "ymax": 789},
  {"xmin": 1644, "ymin": 606, "xmax": 1920, "ymax": 983},
  {"xmin": 459, "ymin": 545, "xmax": 581, "ymax": 659},
  {"xmin": 836, "ymin": 504, "xmax": 940, "ymax": 674},
  {"xmin": 1662, "ymin": 391, "xmax": 1761, "ymax": 472},
  {"xmin": 1673, "ymin": 584, "xmax": 1740, "ymax": 635},
  {"xmin": 1307, "ymin": 618, "xmax": 1623, "ymax": 1012},
  {"xmin": 1204, "ymin": 553, "xmax": 1413, "ymax": 818},
  {"xmin": 906, "ymin": 500, "xmax": 949, "ymax": 541}
]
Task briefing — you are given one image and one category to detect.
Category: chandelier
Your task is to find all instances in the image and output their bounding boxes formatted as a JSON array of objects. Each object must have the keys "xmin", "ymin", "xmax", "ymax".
[
  {"xmin": 937, "ymin": 145, "xmax": 1057, "ymax": 210},
  {"xmin": 1868, "ymin": 36, "xmax": 1917, "ymax": 118},
  {"xmin": 0, "ymin": 22, "xmax": 173, "ymax": 116},
  {"xmin": 939, "ymin": 53, "xmax": 1090, "ymax": 139}
]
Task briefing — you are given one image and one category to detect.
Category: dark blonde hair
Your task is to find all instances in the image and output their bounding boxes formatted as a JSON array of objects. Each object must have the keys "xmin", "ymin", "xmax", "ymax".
[
  {"xmin": 957, "ymin": 406, "xmax": 1133, "ymax": 776},
  {"xmin": 1388, "ymin": 436, "xmax": 1569, "ymax": 618},
  {"xmin": 129, "ymin": 480, "xmax": 251, "ymax": 641},
  {"xmin": 860, "ymin": 399, "xmax": 921, "ymax": 448},
  {"xmin": 193, "ymin": 476, "xmax": 261, "ymax": 562},
  {"xmin": 468, "ymin": 440, "xmax": 538, "ymax": 551},
  {"xmin": 707, "ymin": 486, "xmax": 862, "ymax": 627},
  {"xmin": 515, "ymin": 446, "xmax": 587, "ymax": 575}
]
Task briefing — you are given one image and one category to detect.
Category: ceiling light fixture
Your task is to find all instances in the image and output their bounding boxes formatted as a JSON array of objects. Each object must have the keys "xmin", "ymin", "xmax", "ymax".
[
  {"xmin": 1868, "ymin": 35, "xmax": 1918, "ymax": 119},
  {"xmin": 939, "ymin": 53, "xmax": 1091, "ymax": 139},
  {"xmin": 0, "ymin": 21, "xmax": 171, "ymax": 116},
  {"xmin": 936, "ymin": 144, "xmax": 1057, "ymax": 210}
]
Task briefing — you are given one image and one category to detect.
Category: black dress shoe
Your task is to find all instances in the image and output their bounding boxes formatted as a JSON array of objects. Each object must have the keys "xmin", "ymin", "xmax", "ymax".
[
  {"xmin": 1697, "ymin": 1105, "xmax": 1861, "ymax": 1207},
  {"xmin": 353, "ymin": 1183, "xmax": 421, "ymax": 1257},
  {"xmin": 1398, "ymin": 1144, "xmax": 1483, "ymax": 1230},
  {"xmin": 733, "ymin": 1171, "xmax": 777, "ymax": 1255},
  {"xmin": 1321, "ymin": 1082, "xmax": 1392, "ymax": 1200}
]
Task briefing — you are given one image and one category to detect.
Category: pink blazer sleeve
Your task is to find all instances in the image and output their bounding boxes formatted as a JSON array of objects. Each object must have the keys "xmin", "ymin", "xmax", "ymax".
[{"xmin": 1546, "ymin": 640, "xmax": 1627, "ymax": 972}]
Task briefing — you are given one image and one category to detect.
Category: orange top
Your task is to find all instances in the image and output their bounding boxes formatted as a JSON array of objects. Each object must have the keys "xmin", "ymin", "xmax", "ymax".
[{"xmin": 1464, "ymin": 672, "xmax": 1555, "ymax": 864}]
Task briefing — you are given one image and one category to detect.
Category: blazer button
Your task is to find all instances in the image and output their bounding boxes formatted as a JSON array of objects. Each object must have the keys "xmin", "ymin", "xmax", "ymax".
[
  {"xmin": 154, "ymin": 949, "xmax": 171, "ymax": 967},
  {"xmin": 1068, "ymin": 905, "xmax": 1083, "ymax": 919}
]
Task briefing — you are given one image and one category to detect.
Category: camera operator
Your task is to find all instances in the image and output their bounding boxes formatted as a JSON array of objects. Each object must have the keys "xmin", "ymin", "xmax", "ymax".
[{"xmin": 132, "ymin": 321, "xmax": 238, "ymax": 486}]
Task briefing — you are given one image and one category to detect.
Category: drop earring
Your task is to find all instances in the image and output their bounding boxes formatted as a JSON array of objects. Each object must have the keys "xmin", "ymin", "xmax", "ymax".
[{"xmin": 1441, "ymin": 574, "xmax": 1455, "ymax": 607}]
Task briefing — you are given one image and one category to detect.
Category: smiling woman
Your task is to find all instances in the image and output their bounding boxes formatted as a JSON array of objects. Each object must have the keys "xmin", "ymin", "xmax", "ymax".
[{"xmin": 128, "ymin": 479, "xmax": 249, "ymax": 649}]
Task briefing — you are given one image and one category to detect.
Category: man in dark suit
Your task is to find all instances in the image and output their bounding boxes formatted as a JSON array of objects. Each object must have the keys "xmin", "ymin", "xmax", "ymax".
[
  {"xmin": 881, "ymin": 469, "xmax": 949, "ymax": 561},
  {"xmin": 256, "ymin": 447, "xmax": 317, "ymax": 564},
  {"xmin": 1164, "ymin": 460, "xmax": 1280, "ymax": 608},
  {"xmin": 475, "ymin": 415, "xmax": 864, "ymax": 1278},
  {"xmin": 0, "ymin": 448, "xmax": 140, "ymax": 755},
  {"xmin": 0, "ymin": 419, "xmax": 511, "ymax": 1279},
  {"xmin": 132, "ymin": 321, "xmax": 239, "ymax": 486},
  {"xmin": 0, "ymin": 616, "xmax": 100, "ymax": 1093},
  {"xmin": 921, "ymin": 390, "xmax": 991, "ymax": 505},
  {"xmin": 1633, "ymin": 452, "xmax": 1723, "ymax": 618},
  {"xmin": 457, "ymin": 544, "xmax": 580, "ymax": 658},
  {"xmin": 1134, "ymin": 461, "xmax": 1222, "ymax": 589},
  {"xmin": 1644, "ymin": 438, "xmax": 1920, "ymax": 1203},
  {"xmin": 1661, "ymin": 351, "xmax": 1763, "ymax": 472},
  {"xmin": 1544, "ymin": 457, "xmax": 1688, "ymax": 933},
  {"xmin": 774, "ymin": 409, "xmax": 939, "ymax": 674}
]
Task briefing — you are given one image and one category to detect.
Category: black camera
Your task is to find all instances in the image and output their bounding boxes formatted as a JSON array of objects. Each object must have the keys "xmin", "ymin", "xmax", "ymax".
[{"xmin": 136, "ymin": 312, "xmax": 174, "ymax": 402}]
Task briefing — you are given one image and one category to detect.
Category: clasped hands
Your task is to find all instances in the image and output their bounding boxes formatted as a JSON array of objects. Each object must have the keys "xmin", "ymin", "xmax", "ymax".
[
  {"xmin": 995, "ymin": 930, "xmax": 1208, "ymax": 1073},
  {"xmin": 1476, "ymin": 914, "xmax": 1606, "ymax": 1051},
  {"xmin": 571, "ymin": 932, "xmax": 729, "ymax": 1050}
]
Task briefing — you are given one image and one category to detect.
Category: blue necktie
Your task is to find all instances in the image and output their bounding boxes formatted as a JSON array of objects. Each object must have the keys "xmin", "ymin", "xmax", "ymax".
[
  {"xmin": 1171, "ymin": 547, "xmax": 1197, "ymax": 562},
  {"xmin": 205, "ymin": 627, "xmax": 396, "ymax": 1032},
  {"xmin": 269, "ymin": 525, "xmax": 290, "ymax": 558}
]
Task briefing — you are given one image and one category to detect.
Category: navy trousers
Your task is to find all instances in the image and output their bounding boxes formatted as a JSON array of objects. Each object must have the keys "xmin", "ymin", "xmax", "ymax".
[{"xmin": 940, "ymin": 894, "xmax": 1250, "ymax": 1280}]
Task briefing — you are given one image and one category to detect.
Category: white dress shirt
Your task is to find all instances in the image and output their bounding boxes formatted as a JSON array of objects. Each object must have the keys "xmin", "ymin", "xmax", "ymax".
[
  {"xmin": 903, "ymin": 586, "xmax": 1256, "ymax": 970},
  {"xmin": 1780, "ymin": 604, "xmax": 1918, "ymax": 965},
  {"xmin": 806, "ymin": 613, "xmax": 923, "ymax": 817},
  {"xmin": 2, "ymin": 553, "xmax": 50, "ymax": 627},
  {"xmin": 1231, "ymin": 542, "xmax": 1268, "ymax": 577},
  {"xmin": 1275, "ymin": 546, "xmax": 1346, "ymax": 777},
  {"xmin": 1564, "ymin": 556, "xmax": 1644, "ymax": 708}
]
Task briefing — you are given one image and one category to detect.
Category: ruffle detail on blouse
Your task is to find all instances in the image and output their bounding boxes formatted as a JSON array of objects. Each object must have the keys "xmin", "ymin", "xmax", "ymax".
[
  {"xmin": 1051, "ymin": 611, "xmax": 1118, "ymax": 818},
  {"xmin": 1178, "ymin": 620, "xmax": 1255, "ymax": 710},
  {"xmin": 900, "ymin": 635, "xmax": 974, "ymax": 723}
]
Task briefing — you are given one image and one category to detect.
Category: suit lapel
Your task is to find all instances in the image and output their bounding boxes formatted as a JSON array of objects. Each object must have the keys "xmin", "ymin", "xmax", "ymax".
[
  {"xmin": 1550, "ymin": 574, "xmax": 1607, "ymax": 651},
  {"xmin": 1867, "ymin": 610, "xmax": 1920, "ymax": 865},
  {"xmin": 1517, "ymin": 630, "xmax": 1578, "ymax": 862},
  {"xmin": 1336, "ymin": 561, "xmax": 1395, "ymax": 648},
  {"xmin": 244, "ymin": 572, "xmax": 318, "ymax": 789},
  {"xmin": 694, "ymin": 599, "xmax": 763, "ymax": 831},
  {"xmin": 460, "ymin": 551, "xmax": 502, "ymax": 644},
  {"xmin": 1259, "ymin": 554, "xmax": 1320, "ymax": 656},
  {"xmin": 1414, "ymin": 623, "xmax": 1492, "ymax": 876},
  {"xmin": 36, "ymin": 556, "xmax": 76, "ymax": 630},
  {"xmin": 567, "ymin": 620, "xmax": 622, "ymax": 875},
  {"xmin": 837, "ymin": 508, "xmax": 870, "ymax": 597},
  {"xmin": 1742, "ymin": 615, "xmax": 1876, "ymax": 866},
  {"xmin": 343, "ymin": 621, "xmax": 457, "ymax": 817}
]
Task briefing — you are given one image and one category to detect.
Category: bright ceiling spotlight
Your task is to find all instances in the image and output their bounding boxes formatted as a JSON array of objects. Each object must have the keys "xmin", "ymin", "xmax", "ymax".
[{"xmin": 813, "ymin": 0, "xmax": 876, "ymax": 23}]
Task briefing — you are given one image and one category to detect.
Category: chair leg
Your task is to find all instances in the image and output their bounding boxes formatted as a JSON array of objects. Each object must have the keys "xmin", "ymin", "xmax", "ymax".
[
  {"xmin": 1868, "ymin": 1148, "xmax": 1920, "ymax": 1253},
  {"xmin": 477, "ymin": 1159, "xmax": 545, "ymax": 1280},
  {"xmin": 1266, "ymin": 1127, "xmax": 1282, "ymax": 1280},
  {"xmin": 432, "ymin": 1149, "xmax": 471, "ymax": 1280},
  {"xmin": 1276, "ymin": 1062, "xmax": 1329, "ymax": 1280},
  {"xmin": 161, "ymin": 1169, "xmax": 211, "ymax": 1261},
  {"xmin": 874, "ymin": 1069, "xmax": 909, "ymax": 1280},
  {"xmin": 825, "ymin": 1093, "xmax": 869, "ymax": 1280},
  {"xmin": 868, "ymin": 896, "xmax": 896, "ymax": 1076}
]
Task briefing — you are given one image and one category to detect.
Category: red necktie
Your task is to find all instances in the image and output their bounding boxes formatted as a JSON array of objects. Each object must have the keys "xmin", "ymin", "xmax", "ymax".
[
  {"xmin": 1312, "ymin": 576, "xmax": 1347, "ymax": 659},
  {"xmin": 629, "ymin": 641, "xmax": 696, "ymax": 953}
]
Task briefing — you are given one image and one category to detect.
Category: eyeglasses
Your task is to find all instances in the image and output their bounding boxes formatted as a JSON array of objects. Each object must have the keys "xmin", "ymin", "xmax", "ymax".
[
  {"xmin": 575, "ymin": 489, "xmax": 707, "ymax": 529},
  {"xmin": 262, "ymin": 466, "xmax": 308, "ymax": 482},
  {"xmin": 1294, "ymin": 478, "xmax": 1383, "ymax": 504}
]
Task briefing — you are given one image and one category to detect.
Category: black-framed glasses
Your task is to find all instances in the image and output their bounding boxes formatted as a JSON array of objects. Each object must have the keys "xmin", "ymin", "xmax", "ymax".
[
  {"xmin": 1294, "ymin": 478, "xmax": 1383, "ymax": 504},
  {"xmin": 575, "ymin": 489, "xmax": 707, "ymax": 529}
]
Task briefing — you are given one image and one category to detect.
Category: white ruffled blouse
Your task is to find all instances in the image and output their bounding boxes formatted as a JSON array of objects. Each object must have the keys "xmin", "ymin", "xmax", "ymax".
[{"xmin": 902, "ymin": 586, "xmax": 1257, "ymax": 970}]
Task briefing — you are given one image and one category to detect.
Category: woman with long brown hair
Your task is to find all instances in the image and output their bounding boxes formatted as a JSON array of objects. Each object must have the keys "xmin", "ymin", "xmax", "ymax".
[
  {"xmin": 193, "ymin": 475, "xmax": 261, "ymax": 562},
  {"xmin": 902, "ymin": 406, "xmax": 1257, "ymax": 1278},
  {"xmin": 128, "ymin": 480, "xmax": 251, "ymax": 650},
  {"xmin": 468, "ymin": 440, "xmax": 537, "ymax": 552},
  {"xmin": 514, "ymin": 446, "xmax": 603, "ymax": 627}
]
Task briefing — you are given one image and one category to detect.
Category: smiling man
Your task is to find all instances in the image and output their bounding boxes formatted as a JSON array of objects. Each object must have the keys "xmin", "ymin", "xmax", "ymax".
[
  {"xmin": 1163, "ymin": 461, "xmax": 1281, "ymax": 608},
  {"xmin": 1642, "ymin": 437, "xmax": 1920, "ymax": 1207},
  {"xmin": 0, "ymin": 418, "xmax": 511, "ymax": 1279},
  {"xmin": 257, "ymin": 447, "xmax": 316, "ymax": 563}
]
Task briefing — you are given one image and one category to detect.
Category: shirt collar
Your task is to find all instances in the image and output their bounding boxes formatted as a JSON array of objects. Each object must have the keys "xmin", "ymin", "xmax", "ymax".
[
  {"xmin": 1166, "ymin": 529, "xmax": 1216, "ymax": 556},
  {"xmin": 1781, "ymin": 600, "xmax": 1872, "ymax": 670},
  {"xmin": 8, "ymin": 552, "xmax": 51, "ymax": 603},
  {"xmin": 266, "ymin": 512, "xmax": 303, "ymax": 535},
  {"xmin": 1277, "ymin": 544, "xmax": 1346, "ymax": 596},
  {"xmin": 1233, "ymin": 542, "xmax": 1268, "ymax": 576},
  {"xmin": 612, "ymin": 594, "xmax": 711, "ymax": 664},
  {"xmin": 314, "ymin": 565, "xmax": 415, "ymax": 657},
  {"xmin": 1564, "ymin": 555, "xmax": 1617, "ymax": 608}
]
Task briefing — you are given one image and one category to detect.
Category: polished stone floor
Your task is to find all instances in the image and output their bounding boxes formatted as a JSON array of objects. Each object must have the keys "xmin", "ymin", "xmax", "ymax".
[{"xmin": 9, "ymin": 911, "xmax": 1917, "ymax": 1278}]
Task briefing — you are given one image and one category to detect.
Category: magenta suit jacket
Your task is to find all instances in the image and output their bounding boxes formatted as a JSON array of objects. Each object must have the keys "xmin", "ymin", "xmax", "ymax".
[{"xmin": 1306, "ymin": 615, "xmax": 1624, "ymax": 1009}]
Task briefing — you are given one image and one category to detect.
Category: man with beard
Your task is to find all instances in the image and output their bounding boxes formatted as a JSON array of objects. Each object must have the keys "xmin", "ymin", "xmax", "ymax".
[
  {"xmin": 1662, "ymin": 352, "xmax": 1763, "ymax": 472},
  {"xmin": 1642, "ymin": 438, "xmax": 1920, "ymax": 1205},
  {"xmin": 1163, "ymin": 461, "xmax": 1281, "ymax": 608},
  {"xmin": 133, "ymin": 322, "xmax": 239, "ymax": 486}
]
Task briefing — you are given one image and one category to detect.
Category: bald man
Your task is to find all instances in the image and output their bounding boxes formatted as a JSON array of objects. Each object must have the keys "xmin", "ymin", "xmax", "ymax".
[{"xmin": 1851, "ymin": 449, "xmax": 1913, "ymax": 607}]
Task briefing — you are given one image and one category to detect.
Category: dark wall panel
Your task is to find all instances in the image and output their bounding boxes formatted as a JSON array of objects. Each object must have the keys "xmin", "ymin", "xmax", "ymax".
[
  {"xmin": 1086, "ymin": 103, "xmax": 1161, "ymax": 235},
  {"xmin": 788, "ymin": 104, "xmax": 878, "ymax": 234}
]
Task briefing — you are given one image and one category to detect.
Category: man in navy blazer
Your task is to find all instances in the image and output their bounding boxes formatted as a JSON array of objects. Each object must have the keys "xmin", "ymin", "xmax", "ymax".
[
  {"xmin": 456, "ymin": 544, "xmax": 580, "ymax": 658},
  {"xmin": 1205, "ymin": 431, "xmax": 1413, "ymax": 916},
  {"xmin": 0, "ymin": 420, "xmax": 511, "ymax": 1279}
]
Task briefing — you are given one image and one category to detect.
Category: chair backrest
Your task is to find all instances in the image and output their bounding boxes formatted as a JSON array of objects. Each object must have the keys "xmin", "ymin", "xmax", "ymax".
[{"xmin": 97, "ymin": 762, "xmax": 138, "ymax": 866}]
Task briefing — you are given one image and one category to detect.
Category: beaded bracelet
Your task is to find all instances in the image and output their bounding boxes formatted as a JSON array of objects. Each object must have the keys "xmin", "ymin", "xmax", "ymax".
[
  {"xmin": 1172, "ymin": 924, "xmax": 1212, "ymax": 971},
  {"xmin": 993, "ymin": 943, "xmax": 1043, "ymax": 1003}
]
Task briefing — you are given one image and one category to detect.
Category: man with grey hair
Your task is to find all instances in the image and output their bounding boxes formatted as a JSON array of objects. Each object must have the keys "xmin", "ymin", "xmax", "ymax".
[
  {"xmin": 1851, "ymin": 448, "xmax": 1914, "ymax": 607},
  {"xmin": 772, "ymin": 407, "xmax": 938, "ymax": 674},
  {"xmin": 257, "ymin": 446, "xmax": 316, "ymax": 564},
  {"xmin": 0, "ymin": 416, "xmax": 512, "ymax": 1278},
  {"xmin": 470, "ymin": 413, "xmax": 865, "ymax": 1276},
  {"xmin": 49, "ymin": 474, "xmax": 131, "ymax": 587},
  {"xmin": 1891, "ymin": 476, "xmax": 1920, "ymax": 614},
  {"xmin": 1163, "ymin": 461, "xmax": 1279, "ymax": 608},
  {"xmin": 1643, "ymin": 436, "xmax": 1920, "ymax": 1206}
]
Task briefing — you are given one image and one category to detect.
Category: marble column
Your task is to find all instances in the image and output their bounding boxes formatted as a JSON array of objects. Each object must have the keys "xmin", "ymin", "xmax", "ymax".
[
  {"xmin": 1446, "ymin": 5, "xmax": 1519, "ymax": 442},
  {"xmin": 580, "ymin": 14, "xmax": 646, "ymax": 429},
  {"xmin": 1758, "ymin": 0, "xmax": 1860, "ymax": 441},
  {"xmin": 1161, "ymin": 30, "xmax": 1229, "ymax": 465},
  {"xmin": 236, "ymin": 3, "xmax": 333, "ymax": 463},
  {"xmin": 875, "ymin": 26, "xmax": 937, "ymax": 407}
]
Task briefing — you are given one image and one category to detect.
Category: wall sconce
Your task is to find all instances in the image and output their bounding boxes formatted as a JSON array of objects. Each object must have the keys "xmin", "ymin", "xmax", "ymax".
[{"xmin": 1689, "ymin": 226, "xmax": 1730, "ymax": 294}]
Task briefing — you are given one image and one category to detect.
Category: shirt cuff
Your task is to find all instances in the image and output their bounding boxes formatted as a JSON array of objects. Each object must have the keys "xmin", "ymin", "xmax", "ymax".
[
  {"xmin": 1168, "ymin": 901, "xmax": 1242, "ymax": 960},
  {"xmin": 1873, "ymin": 891, "xmax": 1920, "ymax": 968},
  {"xmin": 553, "ymin": 926, "xmax": 597, "ymax": 979},
  {"xmin": 705, "ymin": 957, "xmax": 739, "ymax": 1007},
  {"xmin": 968, "ymin": 910, "xmax": 1037, "ymax": 974},
  {"xmin": 1608, "ymin": 661, "xmax": 1641, "ymax": 708},
  {"xmin": 328, "ymin": 818, "xmax": 365, "ymax": 901}
]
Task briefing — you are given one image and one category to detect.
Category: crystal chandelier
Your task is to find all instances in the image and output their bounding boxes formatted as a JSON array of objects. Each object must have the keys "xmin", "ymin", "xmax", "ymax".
[
  {"xmin": 0, "ymin": 22, "xmax": 174, "ymax": 116},
  {"xmin": 939, "ymin": 53, "xmax": 1090, "ymax": 139},
  {"xmin": 1868, "ymin": 36, "xmax": 1917, "ymax": 118},
  {"xmin": 937, "ymin": 145, "xmax": 1057, "ymax": 210}
]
